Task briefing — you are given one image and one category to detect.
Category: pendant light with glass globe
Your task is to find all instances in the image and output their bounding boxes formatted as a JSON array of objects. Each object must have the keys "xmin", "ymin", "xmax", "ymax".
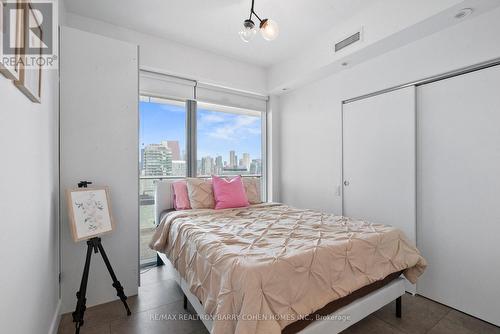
[{"xmin": 239, "ymin": 0, "xmax": 279, "ymax": 42}]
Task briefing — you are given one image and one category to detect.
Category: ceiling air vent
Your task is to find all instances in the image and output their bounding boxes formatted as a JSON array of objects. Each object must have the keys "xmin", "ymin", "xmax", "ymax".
[{"xmin": 335, "ymin": 31, "xmax": 361, "ymax": 52}]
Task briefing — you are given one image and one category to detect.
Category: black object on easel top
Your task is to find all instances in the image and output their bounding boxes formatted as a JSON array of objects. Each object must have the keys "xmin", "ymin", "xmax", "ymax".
[{"xmin": 78, "ymin": 181, "xmax": 93, "ymax": 189}]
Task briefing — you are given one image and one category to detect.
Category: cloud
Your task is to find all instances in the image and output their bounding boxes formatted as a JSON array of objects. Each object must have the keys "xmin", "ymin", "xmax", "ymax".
[
  {"xmin": 199, "ymin": 113, "xmax": 226, "ymax": 124},
  {"xmin": 208, "ymin": 115, "xmax": 260, "ymax": 141},
  {"xmin": 197, "ymin": 112, "xmax": 229, "ymax": 132}
]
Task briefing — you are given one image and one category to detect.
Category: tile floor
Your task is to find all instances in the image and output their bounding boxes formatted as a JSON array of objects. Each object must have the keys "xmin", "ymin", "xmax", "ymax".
[{"xmin": 58, "ymin": 263, "xmax": 500, "ymax": 334}]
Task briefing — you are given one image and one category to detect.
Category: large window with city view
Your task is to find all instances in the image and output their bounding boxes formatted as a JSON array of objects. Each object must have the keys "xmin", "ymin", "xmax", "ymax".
[
  {"xmin": 139, "ymin": 97, "xmax": 264, "ymax": 265},
  {"xmin": 197, "ymin": 104, "xmax": 262, "ymax": 178}
]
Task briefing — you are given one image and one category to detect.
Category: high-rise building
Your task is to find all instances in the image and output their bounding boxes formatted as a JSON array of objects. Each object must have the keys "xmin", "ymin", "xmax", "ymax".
[
  {"xmin": 215, "ymin": 156, "xmax": 223, "ymax": 174},
  {"xmin": 242, "ymin": 153, "xmax": 251, "ymax": 171},
  {"xmin": 215, "ymin": 155, "xmax": 223, "ymax": 167},
  {"xmin": 166, "ymin": 140, "xmax": 181, "ymax": 160},
  {"xmin": 172, "ymin": 160, "xmax": 187, "ymax": 176},
  {"xmin": 143, "ymin": 143, "xmax": 172, "ymax": 176},
  {"xmin": 229, "ymin": 150, "xmax": 236, "ymax": 168},
  {"xmin": 201, "ymin": 156, "xmax": 214, "ymax": 175},
  {"xmin": 250, "ymin": 159, "xmax": 262, "ymax": 175}
]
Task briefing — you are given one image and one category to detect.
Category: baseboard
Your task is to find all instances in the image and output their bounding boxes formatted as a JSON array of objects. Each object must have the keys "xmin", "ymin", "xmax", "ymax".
[{"xmin": 48, "ymin": 299, "xmax": 62, "ymax": 334}]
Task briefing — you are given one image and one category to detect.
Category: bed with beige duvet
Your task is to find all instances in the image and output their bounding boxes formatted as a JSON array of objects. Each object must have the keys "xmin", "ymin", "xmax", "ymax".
[{"xmin": 150, "ymin": 200, "xmax": 426, "ymax": 334}]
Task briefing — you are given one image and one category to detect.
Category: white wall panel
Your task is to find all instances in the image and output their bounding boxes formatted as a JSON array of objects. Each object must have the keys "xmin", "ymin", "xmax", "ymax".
[{"xmin": 60, "ymin": 27, "xmax": 139, "ymax": 312}]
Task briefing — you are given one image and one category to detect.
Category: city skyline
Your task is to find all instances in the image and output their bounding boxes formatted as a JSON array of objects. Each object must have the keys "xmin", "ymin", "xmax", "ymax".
[{"xmin": 141, "ymin": 140, "xmax": 261, "ymax": 177}]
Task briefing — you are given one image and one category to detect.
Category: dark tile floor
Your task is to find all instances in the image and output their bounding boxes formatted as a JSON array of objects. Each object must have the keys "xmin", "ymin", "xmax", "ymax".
[{"xmin": 59, "ymin": 263, "xmax": 500, "ymax": 334}]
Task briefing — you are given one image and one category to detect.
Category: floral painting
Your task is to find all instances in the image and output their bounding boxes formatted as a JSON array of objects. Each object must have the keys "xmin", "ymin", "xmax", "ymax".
[{"xmin": 67, "ymin": 188, "xmax": 114, "ymax": 242}]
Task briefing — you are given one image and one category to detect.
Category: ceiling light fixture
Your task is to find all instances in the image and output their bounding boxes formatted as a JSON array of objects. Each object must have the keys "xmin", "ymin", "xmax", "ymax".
[{"xmin": 239, "ymin": 0, "xmax": 279, "ymax": 42}]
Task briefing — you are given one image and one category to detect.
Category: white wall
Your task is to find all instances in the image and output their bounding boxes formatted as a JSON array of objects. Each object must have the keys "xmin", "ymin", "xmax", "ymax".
[
  {"xmin": 276, "ymin": 6, "xmax": 500, "ymax": 214},
  {"xmin": 64, "ymin": 13, "xmax": 267, "ymax": 95},
  {"xmin": 266, "ymin": 96, "xmax": 281, "ymax": 202},
  {"xmin": 268, "ymin": 0, "xmax": 500, "ymax": 93},
  {"xmin": 60, "ymin": 27, "xmax": 139, "ymax": 313},
  {"xmin": 0, "ymin": 24, "xmax": 60, "ymax": 334}
]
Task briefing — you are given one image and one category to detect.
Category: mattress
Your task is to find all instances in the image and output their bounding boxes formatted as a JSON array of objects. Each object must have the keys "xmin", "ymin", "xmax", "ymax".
[
  {"xmin": 282, "ymin": 270, "xmax": 403, "ymax": 333},
  {"xmin": 150, "ymin": 203, "xmax": 426, "ymax": 334}
]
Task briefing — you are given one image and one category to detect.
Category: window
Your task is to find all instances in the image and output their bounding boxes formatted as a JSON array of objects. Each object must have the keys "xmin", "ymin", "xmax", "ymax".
[
  {"xmin": 197, "ymin": 104, "xmax": 262, "ymax": 178},
  {"xmin": 140, "ymin": 98, "xmax": 187, "ymax": 178},
  {"xmin": 139, "ymin": 97, "xmax": 187, "ymax": 265},
  {"xmin": 138, "ymin": 73, "xmax": 267, "ymax": 266}
]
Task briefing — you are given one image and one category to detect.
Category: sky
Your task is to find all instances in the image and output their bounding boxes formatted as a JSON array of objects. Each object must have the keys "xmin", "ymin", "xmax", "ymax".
[{"xmin": 139, "ymin": 101, "xmax": 262, "ymax": 162}]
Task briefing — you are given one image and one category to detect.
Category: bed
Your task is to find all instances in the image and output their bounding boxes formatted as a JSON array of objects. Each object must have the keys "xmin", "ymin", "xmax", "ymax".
[{"xmin": 150, "ymin": 180, "xmax": 427, "ymax": 334}]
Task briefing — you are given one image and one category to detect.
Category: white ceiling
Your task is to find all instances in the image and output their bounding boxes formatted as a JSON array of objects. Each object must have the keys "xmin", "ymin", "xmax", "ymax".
[{"xmin": 64, "ymin": 0, "xmax": 378, "ymax": 67}]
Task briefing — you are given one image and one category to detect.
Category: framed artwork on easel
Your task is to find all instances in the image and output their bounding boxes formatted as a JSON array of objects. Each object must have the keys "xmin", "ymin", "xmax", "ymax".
[
  {"xmin": 66, "ymin": 181, "xmax": 131, "ymax": 333},
  {"xmin": 66, "ymin": 187, "xmax": 115, "ymax": 242}
]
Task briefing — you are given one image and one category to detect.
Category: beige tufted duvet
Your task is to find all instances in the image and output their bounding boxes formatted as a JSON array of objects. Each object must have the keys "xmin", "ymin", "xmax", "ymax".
[{"xmin": 150, "ymin": 203, "xmax": 427, "ymax": 334}]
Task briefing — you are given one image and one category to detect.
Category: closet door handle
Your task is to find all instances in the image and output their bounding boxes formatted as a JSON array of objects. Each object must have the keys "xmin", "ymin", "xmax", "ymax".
[{"xmin": 344, "ymin": 180, "xmax": 350, "ymax": 186}]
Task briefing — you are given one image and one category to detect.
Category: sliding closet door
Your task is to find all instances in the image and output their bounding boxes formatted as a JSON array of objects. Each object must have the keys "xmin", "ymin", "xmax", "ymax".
[
  {"xmin": 417, "ymin": 66, "xmax": 500, "ymax": 326},
  {"xmin": 343, "ymin": 87, "xmax": 416, "ymax": 293},
  {"xmin": 343, "ymin": 87, "xmax": 416, "ymax": 242}
]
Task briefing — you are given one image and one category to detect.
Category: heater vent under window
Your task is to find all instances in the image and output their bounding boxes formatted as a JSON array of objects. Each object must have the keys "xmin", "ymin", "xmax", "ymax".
[{"xmin": 335, "ymin": 31, "xmax": 361, "ymax": 52}]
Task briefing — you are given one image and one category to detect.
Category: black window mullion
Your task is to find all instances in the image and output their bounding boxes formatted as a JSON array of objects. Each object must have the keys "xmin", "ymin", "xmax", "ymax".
[{"xmin": 186, "ymin": 100, "xmax": 197, "ymax": 177}]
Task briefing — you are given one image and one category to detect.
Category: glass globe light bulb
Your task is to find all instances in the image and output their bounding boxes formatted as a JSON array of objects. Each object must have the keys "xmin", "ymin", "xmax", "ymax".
[
  {"xmin": 260, "ymin": 19, "xmax": 279, "ymax": 41},
  {"xmin": 239, "ymin": 20, "xmax": 256, "ymax": 43}
]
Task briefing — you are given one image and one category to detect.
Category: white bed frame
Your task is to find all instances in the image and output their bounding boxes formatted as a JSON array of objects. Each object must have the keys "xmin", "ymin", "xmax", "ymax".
[{"xmin": 155, "ymin": 180, "xmax": 405, "ymax": 333}]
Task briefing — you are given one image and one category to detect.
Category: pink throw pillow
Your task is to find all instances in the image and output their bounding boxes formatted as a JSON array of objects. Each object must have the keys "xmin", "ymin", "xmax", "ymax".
[
  {"xmin": 172, "ymin": 181, "xmax": 191, "ymax": 210},
  {"xmin": 212, "ymin": 175, "xmax": 249, "ymax": 210}
]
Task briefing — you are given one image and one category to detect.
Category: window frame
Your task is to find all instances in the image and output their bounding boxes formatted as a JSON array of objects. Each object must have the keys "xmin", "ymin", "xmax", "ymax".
[{"xmin": 139, "ymin": 95, "xmax": 267, "ymax": 201}]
